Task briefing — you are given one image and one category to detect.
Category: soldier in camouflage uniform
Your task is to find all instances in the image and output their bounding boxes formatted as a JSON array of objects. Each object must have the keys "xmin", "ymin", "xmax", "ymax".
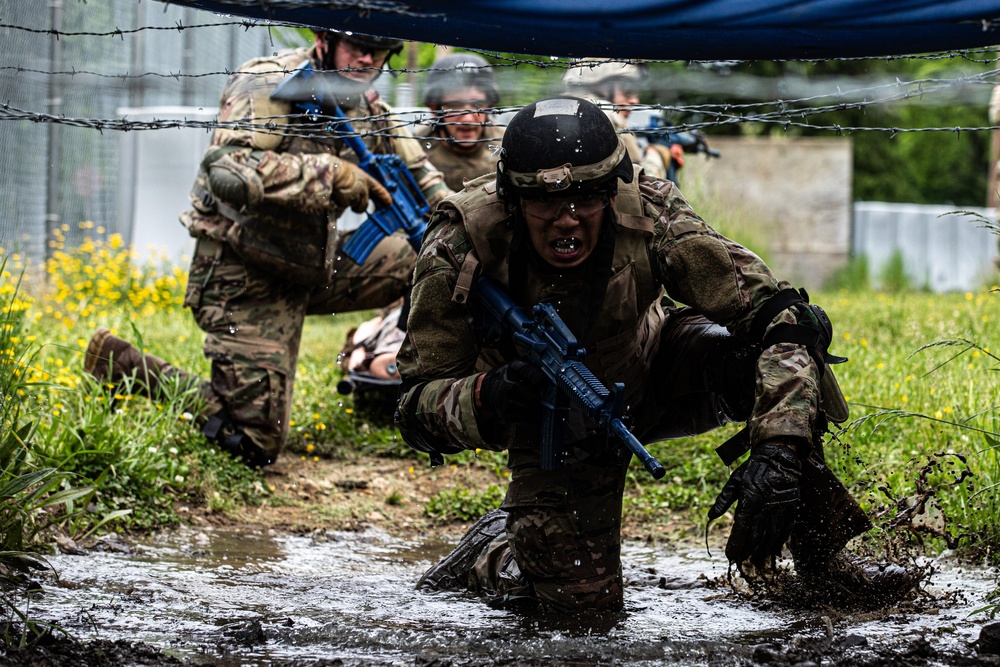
[
  {"xmin": 83, "ymin": 30, "xmax": 451, "ymax": 467},
  {"xmin": 338, "ymin": 53, "xmax": 506, "ymax": 405},
  {"xmin": 395, "ymin": 96, "xmax": 917, "ymax": 613},
  {"xmin": 563, "ymin": 58, "xmax": 683, "ymax": 181},
  {"xmin": 416, "ymin": 53, "xmax": 505, "ymax": 191}
]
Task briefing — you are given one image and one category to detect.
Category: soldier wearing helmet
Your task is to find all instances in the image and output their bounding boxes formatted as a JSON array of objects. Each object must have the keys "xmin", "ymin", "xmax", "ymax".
[
  {"xmin": 563, "ymin": 57, "xmax": 682, "ymax": 180},
  {"xmin": 335, "ymin": 53, "xmax": 506, "ymax": 411},
  {"xmin": 416, "ymin": 53, "xmax": 505, "ymax": 192},
  {"xmin": 396, "ymin": 96, "xmax": 918, "ymax": 612},
  {"xmin": 82, "ymin": 29, "xmax": 452, "ymax": 468}
]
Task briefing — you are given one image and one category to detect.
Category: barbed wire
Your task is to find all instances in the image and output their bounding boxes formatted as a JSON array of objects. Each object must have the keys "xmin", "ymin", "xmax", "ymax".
[
  {"xmin": 3, "ymin": 63, "xmax": 998, "ymax": 137},
  {"xmin": 4, "ymin": 98, "xmax": 1000, "ymax": 141},
  {"xmin": 0, "ymin": 19, "xmax": 265, "ymax": 39},
  {"xmin": 3, "ymin": 17, "xmax": 1000, "ymax": 137},
  {"xmin": 7, "ymin": 59, "xmax": 998, "ymax": 96}
]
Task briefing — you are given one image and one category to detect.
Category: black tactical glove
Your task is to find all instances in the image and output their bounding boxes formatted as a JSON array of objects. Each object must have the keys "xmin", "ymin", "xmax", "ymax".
[
  {"xmin": 478, "ymin": 360, "xmax": 547, "ymax": 425},
  {"xmin": 708, "ymin": 441, "xmax": 802, "ymax": 568}
]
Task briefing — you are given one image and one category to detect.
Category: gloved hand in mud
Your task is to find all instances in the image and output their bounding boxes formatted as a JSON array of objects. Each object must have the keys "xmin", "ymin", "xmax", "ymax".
[{"xmin": 708, "ymin": 440, "xmax": 803, "ymax": 569}]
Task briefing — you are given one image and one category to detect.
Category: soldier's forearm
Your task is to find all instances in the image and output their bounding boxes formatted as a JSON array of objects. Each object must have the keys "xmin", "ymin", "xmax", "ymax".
[{"xmin": 253, "ymin": 150, "xmax": 338, "ymax": 213}]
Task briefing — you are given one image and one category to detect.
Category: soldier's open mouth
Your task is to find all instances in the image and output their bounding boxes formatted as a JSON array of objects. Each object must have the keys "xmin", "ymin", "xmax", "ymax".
[{"xmin": 552, "ymin": 238, "xmax": 580, "ymax": 254}]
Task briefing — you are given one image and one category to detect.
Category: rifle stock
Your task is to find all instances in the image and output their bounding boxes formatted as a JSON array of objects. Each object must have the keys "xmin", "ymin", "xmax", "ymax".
[{"xmin": 475, "ymin": 275, "xmax": 666, "ymax": 479}]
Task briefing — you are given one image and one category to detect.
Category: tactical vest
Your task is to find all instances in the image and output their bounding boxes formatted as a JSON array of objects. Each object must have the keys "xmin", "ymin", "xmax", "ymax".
[
  {"xmin": 447, "ymin": 174, "xmax": 666, "ymax": 406},
  {"xmin": 182, "ymin": 48, "xmax": 397, "ymax": 286},
  {"xmin": 417, "ymin": 123, "xmax": 504, "ymax": 192}
]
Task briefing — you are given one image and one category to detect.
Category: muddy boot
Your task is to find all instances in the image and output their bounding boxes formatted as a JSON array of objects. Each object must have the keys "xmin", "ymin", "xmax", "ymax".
[
  {"xmin": 201, "ymin": 410, "xmax": 277, "ymax": 469},
  {"xmin": 84, "ymin": 327, "xmax": 203, "ymax": 403},
  {"xmin": 417, "ymin": 508, "xmax": 508, "ymax": 591},
  {"xmin": 789, "ymin": 449, "xmax": 873, "ymax": 564},
  {"xmin": 790, "ymin": 448, "xmax": 922, "ymax": 606}
]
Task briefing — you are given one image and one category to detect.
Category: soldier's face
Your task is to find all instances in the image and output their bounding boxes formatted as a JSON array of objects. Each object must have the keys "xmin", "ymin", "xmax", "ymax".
[
  {"xmin": 329, "ymin": 39, "xmax": 388, "ymax": 83},
  {"xmin": 435, "ymin": 87, "xmax": 490, "ymax": 145},
  {"xmin": 611, "ymin": 84, "xmax": 640, "ymax": 119},
  {"xmin": 521, "ymin": 194, "xmax": 612, "ymax": 268}
]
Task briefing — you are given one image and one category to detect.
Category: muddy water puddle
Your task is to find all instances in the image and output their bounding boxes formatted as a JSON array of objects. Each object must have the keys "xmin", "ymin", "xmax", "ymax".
[{"xmin": 28, "ymin": 527, "xmax": 999, "ymax": 666}]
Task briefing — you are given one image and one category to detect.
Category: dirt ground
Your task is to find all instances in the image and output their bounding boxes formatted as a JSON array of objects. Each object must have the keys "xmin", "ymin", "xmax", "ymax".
[
  {"xmin": 213, "ymin": 453, "xmax": 508, "ymax": 540},
  {"xmin": 186, "ymin": 451, "xmax": 704, "ymax": 545}
]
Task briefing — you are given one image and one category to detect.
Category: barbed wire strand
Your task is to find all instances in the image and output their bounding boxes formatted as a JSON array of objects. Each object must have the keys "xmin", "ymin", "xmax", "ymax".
[{"xmin": 3, "ymin": 19, "xmax": 1000, "ymax": 136}]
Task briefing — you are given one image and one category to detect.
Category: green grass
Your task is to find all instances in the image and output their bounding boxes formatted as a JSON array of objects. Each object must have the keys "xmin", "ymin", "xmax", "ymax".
[
  {"xmin": 4, "ymin": 239, "xmax": 1000, "ymax": 561},
  {"xmin": 639, "ymin": 287, "xmax": 1000, "ymax": 554}
]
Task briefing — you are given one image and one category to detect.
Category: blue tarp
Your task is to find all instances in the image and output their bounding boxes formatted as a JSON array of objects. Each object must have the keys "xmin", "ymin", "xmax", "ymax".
[{"xmin": 160, "ymin": 0, "xmax": 1000, "ymax": 59}]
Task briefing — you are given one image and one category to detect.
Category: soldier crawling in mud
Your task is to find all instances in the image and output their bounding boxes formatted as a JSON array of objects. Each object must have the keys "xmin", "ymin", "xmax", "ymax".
[
  {"xmin": 338, "ymin": 53, "xmax": 505, "ymax": 405},
  {"xmin": 395, "ymin": 96, "xmax": 921, "ymax": 612},
  {"xmin": 83, "ymin": 29, "xmax": 451, "ymax": 467}
]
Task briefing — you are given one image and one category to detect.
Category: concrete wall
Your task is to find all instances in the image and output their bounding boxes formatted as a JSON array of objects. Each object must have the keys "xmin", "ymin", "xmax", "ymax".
[{"xmin": 679, "ymin": 135, "xmax": 854, "ymax": 291}]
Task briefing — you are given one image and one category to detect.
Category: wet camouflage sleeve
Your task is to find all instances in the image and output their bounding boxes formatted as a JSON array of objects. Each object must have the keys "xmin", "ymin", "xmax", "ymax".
[
  {"xmin": 395, "ymin": 208, "xmax": 493, "ymax": 452},
  {"xmin": 208, "ymin": 50, "xmax": 451, "ymax": 215},
  {"xmin": 641, "ymin": 176, "xmax": 819, "ymax": 445}
]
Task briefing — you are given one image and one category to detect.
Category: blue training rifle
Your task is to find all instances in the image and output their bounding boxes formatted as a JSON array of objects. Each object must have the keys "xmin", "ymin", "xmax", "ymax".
[
  {"xmin": 271, "ymin": 62, "xmax": 429, "ymax": 264},
  {"xmin": 475, "ymin": 275, "xmax": 666, "ymax": 480}
]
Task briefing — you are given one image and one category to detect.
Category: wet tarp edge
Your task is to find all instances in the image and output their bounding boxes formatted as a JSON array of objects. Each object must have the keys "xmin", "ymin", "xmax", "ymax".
[{"xmin": 156, "ymin": 0, "xmax": 1000, "ymax": 59}]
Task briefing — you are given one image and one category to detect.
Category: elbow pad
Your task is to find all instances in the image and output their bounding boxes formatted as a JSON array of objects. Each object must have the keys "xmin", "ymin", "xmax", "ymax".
[{"xmin": 749, "ymin": 288, "xmax": 848, "ymax": 373}]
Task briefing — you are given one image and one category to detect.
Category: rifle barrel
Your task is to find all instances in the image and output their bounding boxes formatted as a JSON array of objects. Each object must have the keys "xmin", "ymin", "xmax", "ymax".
[{"xmin": 611, "ymin": 419, "xmax": 666, "ymax": 479}]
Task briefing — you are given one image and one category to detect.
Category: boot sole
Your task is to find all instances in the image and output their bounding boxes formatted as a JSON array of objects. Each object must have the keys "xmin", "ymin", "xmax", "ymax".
[
  {"xmin": 417, "ymin": 508, "xmax": 508, "ymax": 591},
  {"xmin": 83, "ymin": 327, "xmax": 114, "ymax": 378}
]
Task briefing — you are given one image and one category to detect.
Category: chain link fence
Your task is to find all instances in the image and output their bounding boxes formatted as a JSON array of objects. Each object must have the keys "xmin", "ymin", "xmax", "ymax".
[{"xmin": 0, "ymin": 0, "xmax": 275, "ymax": 263}]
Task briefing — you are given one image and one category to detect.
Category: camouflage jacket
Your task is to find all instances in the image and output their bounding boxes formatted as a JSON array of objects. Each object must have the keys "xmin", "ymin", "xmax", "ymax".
[
  {"xmin": 180, "ymin": 45, "xmax": 451, "ymax": 246},
  {"xmin": 396, "ymin": 170, "xmax": 821, "ymax": 455},
  {"xmin": 413, "ymin": 122, "xmax": 506, "ymax": 192}
]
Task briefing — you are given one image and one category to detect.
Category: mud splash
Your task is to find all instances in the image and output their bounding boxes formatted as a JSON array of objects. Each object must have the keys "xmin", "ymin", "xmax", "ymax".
[{"xmin": 16, "ymin": 527, "xmax": 1000, "ymax": 666}]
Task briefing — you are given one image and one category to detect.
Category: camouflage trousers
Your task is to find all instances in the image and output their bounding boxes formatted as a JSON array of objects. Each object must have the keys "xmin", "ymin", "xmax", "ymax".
[
  {"xmin": 466, "ymin": 309, "xmax": 865, "ymax": 612},
  {"xmin": 182, "ymin": 230, "xmax": 416, "ymax": 460}
]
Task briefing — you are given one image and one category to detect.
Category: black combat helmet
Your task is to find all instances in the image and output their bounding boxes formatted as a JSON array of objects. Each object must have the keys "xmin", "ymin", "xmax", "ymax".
[
  {"xmin": 497, "ymin": 96, "xmax": 633, "ymax": 201},
  {"xmin": 339, "ymin": 31, "xmax": 405, "ymax": 58},
  {"xmin": 313, "ymin": 29, "xmax": 404, "ymax": 72},
  {"xmin": 422, "ymin": 54, "xmax": 500, "ymax": 108}
]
